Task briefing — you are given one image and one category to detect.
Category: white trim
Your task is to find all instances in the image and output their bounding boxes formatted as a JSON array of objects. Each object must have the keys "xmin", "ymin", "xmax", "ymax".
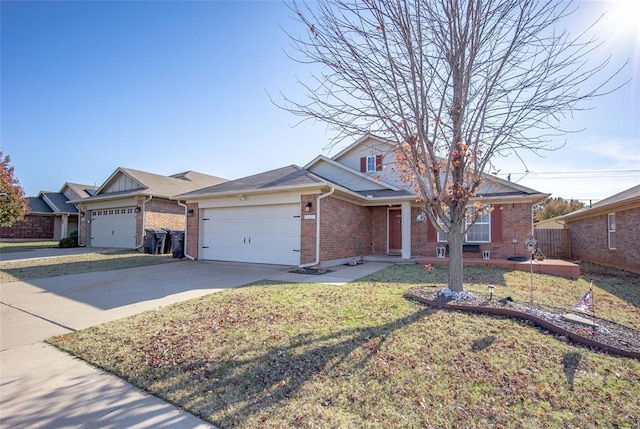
[
  {"xmin": 607, "ymin": 213, "xmax": 616, "ymax": 250},
  {"xmin": 401, "ymin": 201, "xmax": 412, "ymax": 259}
]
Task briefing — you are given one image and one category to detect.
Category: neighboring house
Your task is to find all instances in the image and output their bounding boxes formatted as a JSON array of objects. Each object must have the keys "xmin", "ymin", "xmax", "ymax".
[
  {"xmin": 72, "ymin": 168, "xmax": 227, "ymax": 249},
  {"xmin": 0, "ymin": 182, "xmax": 96, "ymax": 240},
  {"xmin": 175, "ymin": 136, "xmax": 548, "ymax": 267},
  {"xmin": 534, "ymin": 218, "xmax": 565, "ymax": 229},
  {"xmin": 558, "ymin": 184, "xmax": 640, "ymax": 274}
]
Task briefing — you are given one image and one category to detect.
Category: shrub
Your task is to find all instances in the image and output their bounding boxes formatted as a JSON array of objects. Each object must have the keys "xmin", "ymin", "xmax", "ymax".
[{"xmin": 59, "ymin": 230, "xmax": 79, "ymax": 248}]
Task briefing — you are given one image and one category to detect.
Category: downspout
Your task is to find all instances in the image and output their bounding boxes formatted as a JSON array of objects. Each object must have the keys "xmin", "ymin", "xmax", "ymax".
[
  {"xmin": 75, "ymin": 204, "xmax": 85, "ymax": 247},
  {"xmin": 177, "ymin": 200, "xmax": 195, "ymax": 260},
  {"xmin": 299, "ymin": 187, "xmax": 335, "ymax": 268},
  {"xmin": 136, "ymin": 195, "xmax": 153, "ymax": 249}
]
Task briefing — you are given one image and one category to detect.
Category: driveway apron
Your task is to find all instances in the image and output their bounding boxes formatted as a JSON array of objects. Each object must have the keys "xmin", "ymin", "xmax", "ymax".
[{"xmin": 0, "ymin": 259, "xmax": 290, "ymax": 429}]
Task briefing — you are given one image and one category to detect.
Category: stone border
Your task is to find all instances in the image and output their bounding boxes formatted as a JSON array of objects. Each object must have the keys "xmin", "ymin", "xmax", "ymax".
[{"xmin": 405, "ymin": 292, "xmax": 640, "ymax": 360}]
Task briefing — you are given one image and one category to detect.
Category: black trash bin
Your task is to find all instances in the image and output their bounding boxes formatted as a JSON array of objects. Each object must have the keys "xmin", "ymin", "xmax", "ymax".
[
  {"xmin": 169, "ymin": 230, "xmax": 185, "ymax": 259},
  {"xmin": 144, "ymin": 229, "xmax": 167, "ymax": 254}
]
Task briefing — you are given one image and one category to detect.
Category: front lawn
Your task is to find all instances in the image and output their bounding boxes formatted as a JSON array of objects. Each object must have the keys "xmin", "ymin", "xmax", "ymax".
[
  {"xmin": 0, "ymin": 240, "xmax": 59, "ymax": 253},
  {"xmin": 0, "ymin": 250, "xmax": 175, "ymax": 283},
  {"xmin": 48, "ymin": 263, "xmax": 640, "ymax": 428}
]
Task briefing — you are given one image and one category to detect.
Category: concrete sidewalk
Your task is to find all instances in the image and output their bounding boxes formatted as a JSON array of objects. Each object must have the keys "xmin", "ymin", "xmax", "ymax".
[{"xmin": 1, "ymin": 257, "xmax": 390, "ymax": 428}]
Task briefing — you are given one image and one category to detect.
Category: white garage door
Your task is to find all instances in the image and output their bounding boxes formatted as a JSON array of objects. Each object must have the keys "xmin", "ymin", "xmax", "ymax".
[
  {"xmin": 90, "ymin": 207, "xmax": 137, "ymax": 248},
  {"xmin": 201, "ymin": 204, "xmax": 301, "ymax": 265}
]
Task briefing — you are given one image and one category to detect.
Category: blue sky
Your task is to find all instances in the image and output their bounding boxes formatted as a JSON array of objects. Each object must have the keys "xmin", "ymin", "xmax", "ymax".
[{"xmin": 2, "ymin": 0, "xmax": 638, "ymax": 203}]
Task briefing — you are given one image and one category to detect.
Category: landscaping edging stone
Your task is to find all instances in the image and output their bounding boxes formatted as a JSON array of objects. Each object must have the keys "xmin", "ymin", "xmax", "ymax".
[{"xmin": 405, "ymin": 292, "xmax": 640, "ymax": 360}]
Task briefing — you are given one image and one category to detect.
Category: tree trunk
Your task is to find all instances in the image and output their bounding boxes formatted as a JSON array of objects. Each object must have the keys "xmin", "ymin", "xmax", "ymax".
[{"xmin": 448, "ymin": 225, "xmax": 464, "ymax": 292}]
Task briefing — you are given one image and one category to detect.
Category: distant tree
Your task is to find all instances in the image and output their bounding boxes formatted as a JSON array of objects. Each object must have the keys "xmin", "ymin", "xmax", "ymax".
[
  {"xmin": 281, "ymin": 0, "xmax": 626, "ymax": 292},
  {"xmin": 534, "ymin": 197, "xmax": 584, "ymax": 222},
  {"xmin": 0, "ymin": 152, "xmax": 29, "ymax": 227}
]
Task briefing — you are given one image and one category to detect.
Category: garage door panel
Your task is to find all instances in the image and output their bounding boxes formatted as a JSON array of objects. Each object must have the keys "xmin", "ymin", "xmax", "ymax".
[
  {"xmin": 201, "ymin": 205, "xmax": 300, "ymax": 265},
  {"xmin": 90, "ymin": 207, "xmax": 136, "ymax": 248}
]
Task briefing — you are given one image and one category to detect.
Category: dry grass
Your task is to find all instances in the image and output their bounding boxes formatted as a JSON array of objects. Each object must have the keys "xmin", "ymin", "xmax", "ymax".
[
  {"xmin": 48, "ymin": 263, "xmax": 640, "ymax": 429},
  {"xmin": 0, "ymin": 240, "xmax": 59, "ymax": 253},
  {"xmin": 0, "ymin": 250, "xmax": 175, "ymax": 283}
]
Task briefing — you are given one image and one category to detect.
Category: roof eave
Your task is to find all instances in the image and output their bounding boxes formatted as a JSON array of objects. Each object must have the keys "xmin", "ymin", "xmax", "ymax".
[{"xmin": 173, "ymin": 183, "xmax": 331, "ymax": 201}]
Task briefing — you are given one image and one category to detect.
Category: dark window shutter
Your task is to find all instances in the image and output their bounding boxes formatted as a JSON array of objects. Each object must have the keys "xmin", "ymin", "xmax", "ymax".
[
  {"xmin": 360, "ymin": 157, "xmax": 366, "ymax": 172},
  {"xmin": 376, "ymin": 155, "xmax": 383, "ymax": 171},
  {"xmin": 491, "ymin": 204, "xmax": 503, "ymax": 243},
  {"xmin": 426, "ymin": 219, "xmax": 437, "ymax": 242}
]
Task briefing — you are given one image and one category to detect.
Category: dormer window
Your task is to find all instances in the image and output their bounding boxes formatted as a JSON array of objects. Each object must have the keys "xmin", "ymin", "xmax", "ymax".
[{"xmin": 360, "ymin": 155, "xmax": 383, "ymax": 172}]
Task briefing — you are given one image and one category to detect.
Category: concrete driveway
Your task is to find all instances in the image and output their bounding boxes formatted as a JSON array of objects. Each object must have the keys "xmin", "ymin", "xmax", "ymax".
[
  {"xmin": 1, "ymin": 250, "xmax": 391, "ymax": 428},
  {"xmin": 0, "ymin": 258, "xmax": 290, "ymax": 429}
]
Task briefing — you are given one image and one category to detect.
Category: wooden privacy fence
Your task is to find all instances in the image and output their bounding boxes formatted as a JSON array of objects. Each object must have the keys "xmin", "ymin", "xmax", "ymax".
[{"xmin": 534, "ymin": 228, "xmax": 571, "ymax": 259}]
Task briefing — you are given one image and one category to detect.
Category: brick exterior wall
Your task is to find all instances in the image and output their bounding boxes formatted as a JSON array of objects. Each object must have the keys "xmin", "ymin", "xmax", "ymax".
[
  {"xmin": 410, "ymin": 202, "xmax": 533, "ymax": 259},
  {"xmin": 0, "ymin": 215, "xmax": 54, "ymax": 239},
  {"xmin": 78, "ymin": 203, "xmax": 88, "ymax": 246},
  {"xmin": 371, "ymin": 207, "xmax": 388, "ymax": 254},
  {"xmin": 567, "ymin": 206, "xmax": 640, "ymax": 274},
  {"xmin": 318, "ymin": 196, "xmax": 374, "ymax": 262},
  {"xmin": 493, "ymin": 202, "xmax": 533, "ymax": 259},
  {"xmin": 185, "ymin": 203, "xmax": 199, "ymax": 258},
  {"xmin": 300, "ymin": 194, "xmax": 319, "ymax": 264},
  {"xmin": 144, "ymin": 199, "xmax": 185, "ymax": 230}
]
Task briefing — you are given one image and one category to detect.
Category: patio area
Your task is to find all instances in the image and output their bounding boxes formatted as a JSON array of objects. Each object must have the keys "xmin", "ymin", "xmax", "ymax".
[{"xmin": 414, "ymin": 255, "xmax": 580, "ymax": 279}]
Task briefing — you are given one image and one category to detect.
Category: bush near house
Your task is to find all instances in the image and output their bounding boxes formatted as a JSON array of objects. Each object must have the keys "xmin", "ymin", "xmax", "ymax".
[{"xmin": 58, "ymin": 231, "xmax": 79, "ymax": 248}]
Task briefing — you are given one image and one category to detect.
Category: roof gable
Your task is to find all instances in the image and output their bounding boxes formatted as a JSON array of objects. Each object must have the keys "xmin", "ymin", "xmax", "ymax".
[
  {"xmin": 306, "ymin": 155, "xmax": 399, "ymax": 192},
  {"xmin": 60, "ymin": 182, "xmax": 98, "ymax": 200},
  {"xmin": 311, "ymin": 135, "xmax": 547, "ymax": 202},
  {"xmin": 84, "ymin": 167, "xmax": 228, "ymax": 201}
]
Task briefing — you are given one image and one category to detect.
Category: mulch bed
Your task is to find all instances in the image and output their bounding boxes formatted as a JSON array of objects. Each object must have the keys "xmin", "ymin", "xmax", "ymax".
[{"xmin": 406, "ymin": 287, "xmax": 640, "ymax": 360}]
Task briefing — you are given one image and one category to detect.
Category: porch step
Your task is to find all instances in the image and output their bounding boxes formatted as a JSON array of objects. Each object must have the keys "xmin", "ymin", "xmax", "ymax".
[{"xmin": 363, "ymin": 255, "xmax": 415, "ymax": 264}]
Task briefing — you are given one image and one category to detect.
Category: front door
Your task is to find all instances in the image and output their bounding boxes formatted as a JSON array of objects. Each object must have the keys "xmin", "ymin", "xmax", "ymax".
[{"xmin": 388, "ymin": 209, "xmax": 402, "ymax": 254}]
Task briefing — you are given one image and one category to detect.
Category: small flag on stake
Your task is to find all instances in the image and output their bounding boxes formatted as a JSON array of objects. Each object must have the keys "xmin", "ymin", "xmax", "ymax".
[{"xmin": 574, "ymin": 282, "xmax": 593, "ymax": 314}]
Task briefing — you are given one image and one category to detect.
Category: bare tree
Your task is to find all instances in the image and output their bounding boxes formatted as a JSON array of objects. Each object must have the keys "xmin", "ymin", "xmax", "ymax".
[{"xmin": 280, "ymin": 0, "xmax": 627, "ymax": 291}]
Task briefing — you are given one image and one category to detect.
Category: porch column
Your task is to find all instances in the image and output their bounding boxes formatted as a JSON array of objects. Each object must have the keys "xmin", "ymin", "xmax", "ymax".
[
  {"xmin": 61, "ymin": 214, "xmax": 69, "ymax": 238},
  {"xmin": 401, "ymin": 201, "xmax": 412, "ymax": 259}
]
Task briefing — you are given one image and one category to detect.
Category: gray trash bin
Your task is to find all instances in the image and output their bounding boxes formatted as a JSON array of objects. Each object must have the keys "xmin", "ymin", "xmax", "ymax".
[
  {"xmin": 169, "ymin": 230, "xmax": 185, "ymax": 259},
  {"xmin": 144, "ymin": 229, "xmax": 167, "ymax": 254}
]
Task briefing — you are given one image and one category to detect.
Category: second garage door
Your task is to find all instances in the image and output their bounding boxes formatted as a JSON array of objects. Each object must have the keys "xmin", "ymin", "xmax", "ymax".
[
  {"xmin": 200, "ymin": 204, "xmax": 301, "ymax": 265},
  {"xmin": 90, "ymin": 207, "xmax": 137, "ymax": 248}
]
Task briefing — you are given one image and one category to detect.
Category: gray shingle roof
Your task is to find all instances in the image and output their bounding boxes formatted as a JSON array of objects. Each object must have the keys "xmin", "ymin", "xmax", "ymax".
[
  {"xmin": 354, "ymin": 189, "xmax": 414, "ymax": 198},
  {"xmin": 560, "ymin": 184, "xmax": 640, "ymax": 220},
  {"xmin": 176, "ymin": 165, "xmax": 326, "ymax": 198},
  {"xmin": 116, "ymin": 168, "xmax": 228, "ymax": 198},
  {"xmin": 27, "ymin": 197, "xmax": 53, "ymax": 214},
  {"xmin": 42, "ymin": 192, "xmax": 78, "ymax": 214}
]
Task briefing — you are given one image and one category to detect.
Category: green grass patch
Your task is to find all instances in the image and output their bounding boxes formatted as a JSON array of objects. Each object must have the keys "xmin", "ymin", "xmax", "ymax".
[
  {"xmin": 48, "ymin": 263, "xmax": 640, "ymax": 428},
  {"xmin": 0, "ymin": 250, "xmax": 175, "ymax": 282}
]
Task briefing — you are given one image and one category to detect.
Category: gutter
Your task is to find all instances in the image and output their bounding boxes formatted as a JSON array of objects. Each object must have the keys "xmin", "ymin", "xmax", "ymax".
[
  {"xmin": 299, "ymin": 187, "xmax": 335, "ymax": 268},
  {"xmin": 136, "ymin": 196, "xmax": 153, "ymax": 249},
  {"xmin": 177, "ymin": 200, "xmax": 195, "ymax": 260}
]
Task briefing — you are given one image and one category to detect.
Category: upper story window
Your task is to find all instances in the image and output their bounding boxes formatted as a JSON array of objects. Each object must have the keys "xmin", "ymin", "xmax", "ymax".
[
  {"xmin": 608, "ymin": 213, "xmax": 616, "ymax": 250},
  {"xmin": 360, "ymin": 155, "xmax": 383, "ymax": 172}
]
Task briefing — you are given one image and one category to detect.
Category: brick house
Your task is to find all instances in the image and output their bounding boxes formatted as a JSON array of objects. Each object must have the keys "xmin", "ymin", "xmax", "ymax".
[
  {"xmin": 175, "ymin": 136, "xmax": 548, "ymax": 266},
  {"xmin": 71, "ymin": 168, "xmax": 226, "ymax": 249},
  {"xmin": 558, "ymin": 184, "xmax": 640, "ymax": 274},
  {"xmin": 0, "ymin": 183, "xmax": 96, "ymax": 240}
]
